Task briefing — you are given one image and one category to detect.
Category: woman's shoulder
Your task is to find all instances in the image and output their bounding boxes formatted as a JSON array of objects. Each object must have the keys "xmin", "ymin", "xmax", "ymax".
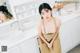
[
  {"xmin": 54, "ymin": 16, "xmax": 61, "ymax": 26},
  {"xmin": 54, "ymin": 16, "xmax": 60, "ymax": 21},
  {"xmin": 37, "ymin": 19, "xmax": 43, "ymax": 33},
  {"xmin": 37, "ymin": 20, "xmax": 43, "ymax": 28}
]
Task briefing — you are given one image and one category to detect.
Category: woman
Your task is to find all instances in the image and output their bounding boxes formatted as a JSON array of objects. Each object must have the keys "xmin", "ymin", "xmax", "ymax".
[
  {"xmin": 37, "ymin": 3, "xmax": 61, "ymax": 53},
  {"xmin": 0, "ymin": 6, "xmax": 13, "ymax": 23}
]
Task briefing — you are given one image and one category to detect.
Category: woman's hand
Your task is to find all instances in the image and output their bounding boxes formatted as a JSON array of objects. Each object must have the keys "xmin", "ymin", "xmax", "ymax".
[{"xmin": 47, "ymin": 42, "xmax": 53, "ymax": 48}]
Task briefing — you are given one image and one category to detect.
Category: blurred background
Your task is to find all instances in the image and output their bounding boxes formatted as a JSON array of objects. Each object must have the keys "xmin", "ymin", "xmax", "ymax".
[{"xmin": 0, "ymin": 0, "xmax": 80, "ymax": 53}]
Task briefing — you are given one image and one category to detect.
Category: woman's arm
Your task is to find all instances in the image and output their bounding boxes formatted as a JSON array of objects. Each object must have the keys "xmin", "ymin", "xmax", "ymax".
[
  {"xmin": 38, "ymin": 22, "xmax": 49, "ymax": 45},
  {"xmin": 49, "ymin": 17, "xmax": 61, "ymax": 47}
]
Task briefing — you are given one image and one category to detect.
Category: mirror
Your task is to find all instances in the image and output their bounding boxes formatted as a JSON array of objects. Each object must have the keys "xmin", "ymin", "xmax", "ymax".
[
  {"xmin": 0, "ymin": 0, "xmax": 14, "ymax": 24},
  {"xmin": 52, "ymin": 0, "xmax": 80, "ymax": 16}
]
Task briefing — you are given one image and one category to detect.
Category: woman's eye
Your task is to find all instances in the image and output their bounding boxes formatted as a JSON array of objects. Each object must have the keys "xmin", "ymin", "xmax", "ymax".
[
  {"xmin": 46, "ymin": 10, "xmax": 48, "ymax": 12},
  {"xmin": 45, "ymin": 10, "xmax": 49, "ymax": 12}
]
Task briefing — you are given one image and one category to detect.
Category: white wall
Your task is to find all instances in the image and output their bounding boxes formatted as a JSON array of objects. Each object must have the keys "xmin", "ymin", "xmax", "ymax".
[{"xmin": 0, "ymin": 0, "xmax": 5, "ymax": 5}]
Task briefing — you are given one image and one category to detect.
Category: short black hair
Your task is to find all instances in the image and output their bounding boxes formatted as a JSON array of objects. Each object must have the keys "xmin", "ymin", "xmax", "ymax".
[
  {"xmin": 0, "ymin": 6, "xmax": 13, "ymax": 19},
  {"xmin": 39, "ymin": 3, "xmax": 52, "ymax": 14}
]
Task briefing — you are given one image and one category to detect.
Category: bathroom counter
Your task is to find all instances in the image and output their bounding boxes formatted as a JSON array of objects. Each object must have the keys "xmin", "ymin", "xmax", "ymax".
[{"xmin": 0, "ymin": 27, "xmax": 37, "ymax": 48}]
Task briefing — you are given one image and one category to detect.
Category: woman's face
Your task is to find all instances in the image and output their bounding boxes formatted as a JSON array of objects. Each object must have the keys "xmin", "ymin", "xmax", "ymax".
[{"xmin": 41, "ymin": 9, "xmax": 52, "ymax": 19}]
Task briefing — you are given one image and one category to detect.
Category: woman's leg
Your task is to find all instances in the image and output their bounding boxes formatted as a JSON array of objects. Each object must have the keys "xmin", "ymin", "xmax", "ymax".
[
  {"xmin": 52, "ymin": 36, "xmax": 61, "ymax": 53},
  {"xmin": 38, "ymin": 38, "xmax": 50, "ymax": 53}
]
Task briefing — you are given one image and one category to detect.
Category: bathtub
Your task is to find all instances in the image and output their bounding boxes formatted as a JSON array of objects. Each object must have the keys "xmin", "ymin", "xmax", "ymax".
[{"xmin": 0, "ymin": 1, "xmax": 80, "ymax": 53}]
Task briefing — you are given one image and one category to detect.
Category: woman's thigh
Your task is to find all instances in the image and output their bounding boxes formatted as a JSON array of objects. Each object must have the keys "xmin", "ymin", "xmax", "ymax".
[
  {"xmin": 52, "ymin": 36, "xmax": 61, "ymax": 53},
  {"xmin": 38, "ymin": 38, "xmax": 50, "ymax": 53}
]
